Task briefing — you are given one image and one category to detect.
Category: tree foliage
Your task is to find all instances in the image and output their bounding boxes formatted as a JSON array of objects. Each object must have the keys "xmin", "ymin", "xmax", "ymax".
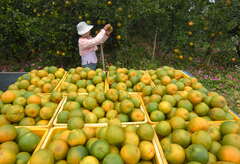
[{"xmin": 0, "ymin": 0, "xmax": 239, "ymax": 64}]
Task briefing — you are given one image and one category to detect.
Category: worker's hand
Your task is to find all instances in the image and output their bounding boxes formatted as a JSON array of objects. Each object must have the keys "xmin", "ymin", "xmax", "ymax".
[
  {"xmin": 104, "ymin": 24, "xmax": 113, "ymax": 33},
  {"xmin": 106, "ymin": 30, "xmax": 112, "ymax": 36}
]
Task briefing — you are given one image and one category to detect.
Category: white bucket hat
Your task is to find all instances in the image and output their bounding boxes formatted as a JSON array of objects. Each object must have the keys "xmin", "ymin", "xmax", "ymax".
[{"xmin": 76, "ymin": 21, "xmax": 94, "ymax": 35}]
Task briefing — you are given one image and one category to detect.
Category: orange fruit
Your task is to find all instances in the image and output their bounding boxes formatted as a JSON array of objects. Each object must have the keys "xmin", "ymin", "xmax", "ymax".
[
  {"xmin": 177, "ymin": 99, "xmax": 193, "ymax": 112},
  {"xmin": 162, "ymin": 95, "xmax": 176, "ymax": 106},
  {"xmin": 102, "ymin": 100, "xmax": 114, "ymax": 112},
  {"xmin": 30, "ymin": 77, "xmax": 40, "ymax": 85},
  {"xmin": 191, "ymin": 130, "xmax": 212, "ymax": 150},
  {"xmin": 188, "ymin": 117, "xmax": 209, "ymax": 132},
  {"xmin": 18, "ymin": 80, "xmax": 30, "ymax": 89},
  {"xmin": 120, "ymin": 144, "xmax": 140, "ymax": 164},
  {"xmin": 185, "ymin": 144, "xmax": 209, "ymax": 163},
  {"xmin": 209, "ymin": 108, "xmax": 226, "ymax": 120},
  {"xmin": 18, "ymin": 132, "xmax": 41, "ymax": 153},
  {"xmin": 164, "ymin": 144, "xmax": 185, "ymax": 164},
  {"xmin": 67, "ymin": 117, "xmax": 84, "ymax": 130},
  {"xmin": 150, "ymin": 110, "xmax": 165, "ymax": 122},
  {"xmin": 141, "ymin": 74, "xmax": 151, "ymax": 85},
  {"xmin": 90, "ymin": 139, "xmax": 110, "ymax": 160},
  {"xmin": 83, "ymin": 96, "xmax": 98, "ymax": 110},
  {"xmin": 0, "ymin": 141, "xmax": 19, "ymax": 154},
  {"xmin": 0, "ymin": 115, "xmax": 10, "ymax": 126},
  {"xmin": 27, "ymin": 95, "xmax": 41, "ymax": 105},
  {"xmin": 71, "ymin": 74, "xmax": 81, "ymax": 83},
  {"xmin": 174, "ymin": 108, "xmax": 189, "ymax": 120},
  {"xmin": 80, "ymin": 156, "xmax": 99, "ymax": 164},
  {"xmin": 217, "ymin": 145, "xmax": 240, "ymax": 163},
  {"xmin": 42, "ymin": 83, "xmax": 53, "ymax": 93},
  {"xmin": 194, "ymin": 102, "xmax": 209, "ymax": 116},
  {"xmin": 221, "ymin": 134, "xmax": 240, "ymax": 149},
  {"xmin": 184, "ymin": 86, "xmax": 193, "ymax": 91},
  {"xmin": 36, "ymin": 80, "xmax": 44, "ymax": 87},
  {"xmin": 25, "ymin": 104, "xmax": 40, "ymax": 118},
  {"xmin": 220, "ymin": 121, "xmax": 240, "ymax": 135},
  {"xmin": 48, "ymin": 139, "xmax": 69, "ymax": 160},
  {"xmin": 188, "ymin": 21, "xmax": 194, "ymax": 26},
  {"xmin": 169, "ymin": 116, "xmax": 186, "ymax": 129},
  {"xmin": 174, "ymin": 70, "xmax": 184, "ymax": 79},
  {"xmin": 102, "ymin": 153, "xmax": 123, "ymax": 164},
  {"xmin": 181, "ymin": 78, "xmax": 192, "ymax": 86},
  {"xmin": 106, "ymin": 125, "xmax": 125, "ymax": 144},
  {"xmin": 131, "ymin": 109, "xmax": 145, "ymax": 122},
  {"xmin": 133, "ymin": 82, "xmax": 145, "ymax": 92},
  {"xmin": 124, "ymin": 132, "xmax": 139, "ymax": 146},
  {"xmin": 83, "ymin": 127, "xmax": 96, "ymax": 139},
  {"xmin": 1, "ymin": 90, "xmax": 16, "ymax": 103},
  {"xmin": 191, "ymin": 82, "xmax": 203, "ymax": 89},
  {"xmin": 208, "ymin": 126, "xmax": 221, "ymax": 141},
  {"xmin": 175, "ymin": 81, "xmax": 185, "ymax": 91},
  {"xmin": 139, "ymin": 141, "xmax": 155, "ymax": 160},
  {"xmin": 150, "ymin": 94, "xmax": 161, "ymax": 103},
  {"xmin": 209, "ymin": 141, "xmax": 221, "ymax": 155},
  {"xmin": 87, "ymin": 70, "xmax": 97, "ymax": 80},
  {"xmin": 161, "ymin": 76, "xmax": 172, "ymax": 85},
  {"xmin": 166, "ymin": 83, "xmax": 178, "ymax": 95},
  {"xmin": 116, "ymin": 82, "xmax": 127, "ymax": 91},
  {"xmin": 67, "ymin": 129, "xmax": 86, "ymax": 147},
  {"xmin": 19, "ymin": 117, "xmax": 36, "ymax": 126},
  {"xmin": 36, "ymin": 120, "xmax": 49, "ymax": 125},
  {"xmin": 208, "ymin": 92, "xmax": 219, "ymax": 97},
  {"xmin": 171, "ymin": 129, "xmax": 191, "ymax": 148},
  {"xmin": 152, "ymin": 85, "xmax": 166, "ymax": 96},
  {"xmin": 37, "ymin": 70, "xmax": 48, "ymax": 77},
  {"xmin": 0, "ymin": 149, "xmax": 16, "ymax": 164},
  {"xmin": 210, "ymin": 95, "xmax": 227, "ymax": 108},
  {"xmin": 159, "ymin": 101, "xmax": 172, "ymax": 114},
  {"xmin": 188, "ymin": 90, "xmax": 203, "ymax": 104},
  {"xmin": 29, "ymin": 149, "xmax": 54, "ymax": 164},
  {"xmin": 13, "ymin": 97, "xmax": 27, "ymax": 106},
  {"xmin": 39, "ymin": 106, "xmax": 54, "ymax": 120},
  {"xmin": 155, "ymin": 121, "xmax": 172, "ymax": 137},
  {"xmin": 161, "ymin": 137, "xmax": 172, "ymax": 151},
  {"xmin": 6, "ymin": 105, "xmax": 25, "ymax": 122},
  {"xmin": 54, "ymin": 130, "xmax": 71, "ymax": 142},
  {"xmin": 120, "ymin": 99, "xmax": 134, "ymax": 114}
]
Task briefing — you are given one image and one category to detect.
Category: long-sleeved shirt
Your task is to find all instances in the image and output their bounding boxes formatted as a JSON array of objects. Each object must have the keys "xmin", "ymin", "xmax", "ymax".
[{"xmin": 78, "ymin": 29, "xmax": 108, "ymax": 65}]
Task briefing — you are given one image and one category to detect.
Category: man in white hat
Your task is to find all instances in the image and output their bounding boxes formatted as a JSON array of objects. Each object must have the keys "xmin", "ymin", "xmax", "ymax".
[{"xmin": 77, "ymin": 21, "xmax": 112, "ymax": 70}]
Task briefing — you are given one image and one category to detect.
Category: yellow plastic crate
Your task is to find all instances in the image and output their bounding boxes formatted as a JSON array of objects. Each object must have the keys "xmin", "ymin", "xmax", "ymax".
[
  {"xmin": 25, "ymin": 127, "xmax": 49, "ymax": 164},
  {"xmin": 153, "ymin": 121, "xmax": 240, "ymax": 164},
  {"xmin": 141, "ymin": 99, "xmax": 158, "ymax": 125},
  {"xmin": 20, "ymin": 93, "xmax": 66, "ymax": 128},
  {"xmin": 141, "ymin": 93, "xmax": 239, "ymax": 124},
  {"xmin": 41, "ymin": 125, "xmax": 163, "ymax": 164},
  {"xmin": 58, "ymin": 71, "xmax": 107, "ymax": 93},
  {"xmin": 106, "ymin": 71, "xmax": 155, "ymax": 92},
  {"xmin": 54, "ymin": 71, "xmax": 69, "ymax": 92},
  {"xmin": 154, "ymin": 131, "xmax": 168, "ymax": 164},
  {"xmin": 104, "ymin": 75, "xmax": 108, "ymax": 92},
  {"xmin": 145, "ymin": 110, "xmax": 239, "ymax": 125},
  {"xmin": 144, "ymin": 71, "xmax": 157, "ymax": 88},
  {"xmin": 210, "ymin": 110, "xmax": 239, "ymax": 123},
  {"xmin": 180, "ymin": 70, "xmax": 191, "ymax": 78},
  {"xmin": 53, "ymin": 93, "xmax": 148, "ymax": 126}
]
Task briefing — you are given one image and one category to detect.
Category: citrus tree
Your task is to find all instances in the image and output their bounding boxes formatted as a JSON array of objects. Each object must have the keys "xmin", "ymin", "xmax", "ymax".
[{"xmin": 0, "ymin": 0, "xmax": 239, "ymax": 66}]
